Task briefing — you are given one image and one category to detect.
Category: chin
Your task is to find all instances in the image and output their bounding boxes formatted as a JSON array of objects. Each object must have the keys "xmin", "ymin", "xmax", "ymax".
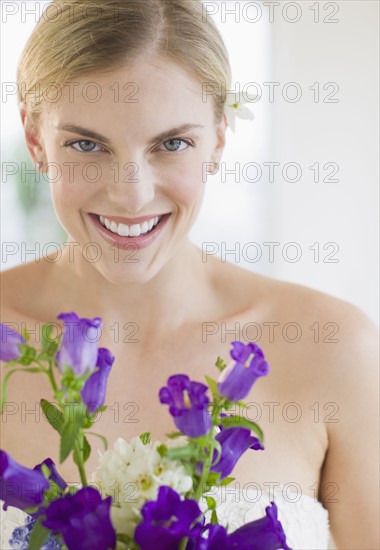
[{"xmin": 93, "ymin": 258, "xmax": 163, "ymax": 287}]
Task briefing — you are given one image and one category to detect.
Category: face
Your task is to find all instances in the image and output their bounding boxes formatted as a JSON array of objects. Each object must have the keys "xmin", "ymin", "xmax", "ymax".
[{"xmin": 22, "ymin": 54, "xmax": 226, "ymax": 284}]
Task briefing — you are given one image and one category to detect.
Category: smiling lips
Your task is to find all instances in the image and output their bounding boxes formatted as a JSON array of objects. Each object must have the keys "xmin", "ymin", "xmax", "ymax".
[{"xmin": 99, "ymin": 214, "xmax": 162, "ymax": 237}]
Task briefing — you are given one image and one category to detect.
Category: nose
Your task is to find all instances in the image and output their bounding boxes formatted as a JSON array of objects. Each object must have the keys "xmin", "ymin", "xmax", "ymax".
[{"xmin": 106, "ymin": 156, "xmax": 155, "ymax": 213}]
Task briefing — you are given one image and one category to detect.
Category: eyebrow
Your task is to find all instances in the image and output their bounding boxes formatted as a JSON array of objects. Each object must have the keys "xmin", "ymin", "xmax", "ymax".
[{"xmin": 55, "ymin": 122, "xmax": 205, "ymax": 145}]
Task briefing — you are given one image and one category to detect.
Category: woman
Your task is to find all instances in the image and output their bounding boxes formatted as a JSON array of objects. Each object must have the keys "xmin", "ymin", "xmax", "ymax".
[{"xmin": 1, "ymin": 0, "xmax": 378, "ymax": 548}]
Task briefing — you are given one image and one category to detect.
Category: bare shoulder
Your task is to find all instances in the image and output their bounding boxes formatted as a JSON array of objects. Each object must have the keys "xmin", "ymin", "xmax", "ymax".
[
  {"xmin": 223, "ymin": 260, "xmax": 378, "ymax": 339},
  {"xmin": 233, "ymin": 267, "xmax": 379, "ymax": 547},
  {"xmin": 1, "ymin": 260, "xmax": 52, "ymax": 321},
  {"xmin": 244, "ymin": 266, "xmax": 379, "ymax": 375},
  {"xmin": 255, "ymin": 270, "xmax": 379, "ymax": 383},
  {"xmin": 211, "ymin": 259, "xmax": 379, "ymax": 397}
]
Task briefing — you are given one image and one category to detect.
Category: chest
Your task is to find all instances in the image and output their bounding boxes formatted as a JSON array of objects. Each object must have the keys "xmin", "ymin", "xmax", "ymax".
[{"xmin": 2, "ymin": 317, "xmax": 328, "ymax": 499}]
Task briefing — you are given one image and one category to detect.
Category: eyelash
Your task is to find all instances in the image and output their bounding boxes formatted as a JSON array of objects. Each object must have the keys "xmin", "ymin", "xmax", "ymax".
[{"xmin": 63, "ymin": 138, "xmax": 195, "ymax": 154}]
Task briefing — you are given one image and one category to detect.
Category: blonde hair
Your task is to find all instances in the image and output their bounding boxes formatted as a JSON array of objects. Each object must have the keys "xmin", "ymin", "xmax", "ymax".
[{"xmin": 17, "ymin": 0, "xmax": 231, "ymax": 124}]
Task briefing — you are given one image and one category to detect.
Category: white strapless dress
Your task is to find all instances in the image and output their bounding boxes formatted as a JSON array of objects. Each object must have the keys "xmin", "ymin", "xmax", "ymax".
[
  {"xmin": 199, "ymin": 484, "xmax": 335, "ymax": 549},
  {"xmin": 0, "ymin": 485, "xmax": 335, "ymax": 549}
]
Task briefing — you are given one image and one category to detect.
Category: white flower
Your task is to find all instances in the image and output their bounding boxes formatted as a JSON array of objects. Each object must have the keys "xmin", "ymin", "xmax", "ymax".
[
  {"xmin": 91, "ymin": 436, "xmax": 193, "ymax": 538},
  {"xmin": 224, "ymin": 91, "xmax": 256, "ymax": 132}
]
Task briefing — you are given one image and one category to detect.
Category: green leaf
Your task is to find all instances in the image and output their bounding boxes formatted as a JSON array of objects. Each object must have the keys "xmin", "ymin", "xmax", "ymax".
[
  {"xmin": 60, "ymin": 405, "xmax": 84, "ymax": 463},
  {"xmin": 215, "ymin": 356, "xmax": 227, "ymax": 372},
  {"xmin": 204, "ymin": 375, "xmax": 219, "ymax": 400},
  {"xmin": 156, "ymin": 444, "xmax": 168, "ymax": 457},
  {"xmin": 204, "ymin": 472, "xmax": 234, "ymax": 489},
  {"xmin": 73, "ymin": 435, "xmax": 91, "ymax": 466},
  {"xmin": 205, "ymin": 472, "xmax": 221, "ymax": 485},
  {"xmin": 116, "ymin": 533, "xmax": 141, "ymax": 549},
  {"xmin": 44, "ymin": 480, "xmax": 64, "ymax": 503},
  {"xmin": 82, "ymin": 436, "xmax": 91, "ymax": 462},
  {"xmin": 40, "ymin": 399, "xmax": 64, "ymax": 434},
  {"xmin": 218, "ymin": 475, "xmax": 235, "ymax": 486},
  {"xmin": 41, "ymin": 463, "xmax": 51, "ymax": 479},
  {"xmin": 139, "ymin": 432, "xmax": 151, "ymax": 445},
  {"xmin": 165, "ymin": 431, "xmax": 183, "ymax": 439},
  {"xmin": 18, "ymin": 345, "xmax": 37, "ymax": 365},
  {"xmin": 41, "ymin": 323, "xmax": 57, "ymax": 346},
  {"xmin": 204, "ymin": 495, "xmax": 216, "ymax": 510},
  {"xmin": 219, "ymin": 415, "xmax": 264, "ymax": 442},
  {"xmin": 165, "ymin": 443, "xmax": 197, "ymax": 461},
  {"xmin": 210, "ymin": 439, "xmax": 222, "ymax": 466},
  {"xmin": 40, "ymin": 324, "xmax": 60, "ymax": 356},
  {"xmin": 210, "ymin": 509, "xmax": 219, "ymax": 524},
  {"xmin": 28, "ymin": 516, "xmax": 51, "ymax": 550}
]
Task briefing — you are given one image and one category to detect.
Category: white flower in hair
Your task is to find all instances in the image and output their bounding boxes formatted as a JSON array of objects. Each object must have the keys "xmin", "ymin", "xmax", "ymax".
[{"xmin": 224, "ymin": 91, "xmax": 256, "ymax": 132}]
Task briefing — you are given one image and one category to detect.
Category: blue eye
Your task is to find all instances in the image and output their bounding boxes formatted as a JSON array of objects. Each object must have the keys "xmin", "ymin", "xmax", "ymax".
[
  {"xmin": 64, "ymin": 140, "xmax": 103, "ymax": 153},
  {"xmin": 160, "ymin": 139, "xmax": 192, "ymax": 152}
]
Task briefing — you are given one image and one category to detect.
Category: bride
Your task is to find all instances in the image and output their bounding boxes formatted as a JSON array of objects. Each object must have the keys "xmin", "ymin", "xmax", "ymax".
[{"xmin": 1, "ymin": 0, "xmax": 378, "ymax": 548}]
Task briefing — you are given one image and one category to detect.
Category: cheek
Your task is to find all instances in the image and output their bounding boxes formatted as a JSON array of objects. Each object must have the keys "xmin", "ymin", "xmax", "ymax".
[
  {"xmin": 160, "ymin": 150, "xmax": 208, "ymax": 207},
  {"xmin": 163, "ymin": 165, "xmax": 205, "ymax": 209},
  {"xmin": 47, "ymin": 166, "xmax": 101, "ymax": 237},
  {"xmin": 48, "ymin": 162, "xmax": 99, "ymax": 208},
  {"xmin": 44, "ymin": 141, "xmax": 100, "ymax": 203}
]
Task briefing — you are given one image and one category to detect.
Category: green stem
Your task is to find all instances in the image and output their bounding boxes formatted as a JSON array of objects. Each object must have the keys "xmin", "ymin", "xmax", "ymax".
[
  {"xmin": 178, "ymin": 537, "xmax": 188, "ymax": 550},
  {"xmin": 47, "ymin": 359, "xmax": 58, "ymax": 393},
  {"xmin": 195, "ymin": 440, "xmax": 214, "ymax": 501},
  {"xmin": 75, "ymin": 433, "xmax": 88, "ymax": 486},
  {"xmin": 194, "ymin": 401, "xmax": 222, "ymax": 501}
]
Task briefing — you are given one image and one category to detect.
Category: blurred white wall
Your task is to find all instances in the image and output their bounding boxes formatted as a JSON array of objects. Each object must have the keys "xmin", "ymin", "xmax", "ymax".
[
  {"xmin": 1, "ymin": 1, "xmax": 378, "ymax": 329},
  {"xmin": 191, "ymin": 0, "xmax": 379, "ymax": 327}
]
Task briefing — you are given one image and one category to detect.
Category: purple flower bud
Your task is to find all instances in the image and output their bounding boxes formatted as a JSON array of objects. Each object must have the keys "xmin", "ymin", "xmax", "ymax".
[
  {"xmin": 191, "ymin": 503, "xmax": 292, "ymax": 549},
  {"xmin": 228, "ymin": 501, "xmax": 292, "ymax": 549},
  {"xmin": 135, "ymin": 486, "xmax": 204, "ymax": 550},
  {"xmin": 33, "ymin": 458, "xmax": 67, "ymax": 491},
  {"xmin": 0, "ymin": 451, "xmax": 49, "ymax": 511},
  {"xmin": 189, "ymin": 523, "xmax": 229, "ymax": 549},
  {"xmin": 210, "ymin": 427, "xmax": 264, "ymax": 479},
  {"xmin": 80, "ymin": 348, "xmax": 114, "ymax": 414},
  {"xmin": 55, "ymin": 312, "xmax": 102, "ymax": 376},
  {"xmin": 217, "ymin": 341, "xmax": 270, "ymax": 402},
  {"xmin": 0, "ymin": 323, "xmax": 26, "ymax": 362},
  {"xmin": 159, "ymin": 375, "xmax": 212, "ymax": 438},
  {"xmin": 43, "ymin": 487, "xmax": 116, "ymax": 550}
]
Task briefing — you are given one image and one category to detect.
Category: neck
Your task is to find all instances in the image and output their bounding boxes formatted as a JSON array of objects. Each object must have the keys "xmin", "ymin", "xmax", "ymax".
[{"xmin": 51, "ymin": 238, "xmax": 217, "ymax": 340}]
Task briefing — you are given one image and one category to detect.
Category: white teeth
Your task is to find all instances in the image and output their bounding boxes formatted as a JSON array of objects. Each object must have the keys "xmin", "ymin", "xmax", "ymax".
[
  {"xmin": 99, "ymin": 214, "xmax": 162, "ymax": 237},
  {"xmin": 118, "ymin": 224, "xmax": 129, "ymax": 237},
  {"xmin": 129, "ymin": 224, "xmax": 141, "ymax": 237},
  {"xmin": 140, "ymin": 221, "xmax": 149, "ymax": 234}
]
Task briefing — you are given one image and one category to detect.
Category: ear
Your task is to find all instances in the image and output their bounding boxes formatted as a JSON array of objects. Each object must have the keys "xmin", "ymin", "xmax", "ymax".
[
  {"xmin": 210, "ymin": 114, "xmax": 227, "ymax": 165},
  {"xmin": 19, "ymin": 102, "xmax": 47, "ymax": 170}
]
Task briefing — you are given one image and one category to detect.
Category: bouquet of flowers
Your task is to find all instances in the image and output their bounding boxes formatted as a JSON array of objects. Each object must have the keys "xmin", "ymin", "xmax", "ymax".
[{"xmin": 0, "ymin": 312, "xmax": 292, "ymax": 550}]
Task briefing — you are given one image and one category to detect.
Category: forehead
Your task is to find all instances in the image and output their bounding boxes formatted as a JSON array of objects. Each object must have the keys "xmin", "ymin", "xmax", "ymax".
[{"xmin": 42, "ymin": 55, "xmax": 213, "ymax": 138}]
